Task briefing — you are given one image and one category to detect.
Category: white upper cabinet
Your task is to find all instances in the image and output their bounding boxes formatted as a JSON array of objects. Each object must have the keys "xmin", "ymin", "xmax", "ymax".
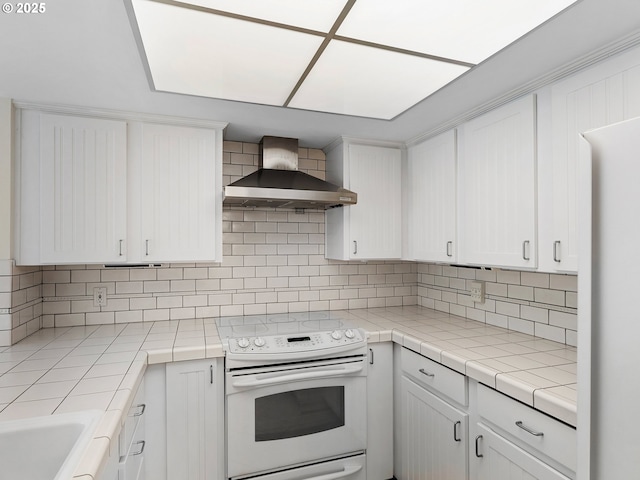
[
  {"xmin": 407, "ymin": 130, "xmax": 457, "ymax": 263},
  {"xmin": 540, "ymin": 47, "xmax": 640, "ymax": 273},
  {"xmin": 14, "ymin": 105, "xmax": 225, "ymax": 265},
  {"xmin": 131, "ymin": 122, "xmax": 220, "ymax": 263},
  {"xmin": 458, "ymin": 95, "xmax": 537, "ymax": 269},
  {"xmin": 17, "ymin": 111, "xmax": 128, "ymax": 264},
  {"xmin": 325, "ymin": 138, "xmax": 403, "ymax": 261}
]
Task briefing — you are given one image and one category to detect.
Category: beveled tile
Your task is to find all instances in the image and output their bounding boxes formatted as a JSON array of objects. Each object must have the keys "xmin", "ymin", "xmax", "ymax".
[{"xmin": 534, "ymin": 385, "xmax": 577, "ymax": 426}]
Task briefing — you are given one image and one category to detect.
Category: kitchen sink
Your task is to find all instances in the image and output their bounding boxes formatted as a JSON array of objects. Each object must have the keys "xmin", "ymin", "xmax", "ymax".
[{"xmin": 0, "ymin": 409, "xmax": 102, "ymax": 480}]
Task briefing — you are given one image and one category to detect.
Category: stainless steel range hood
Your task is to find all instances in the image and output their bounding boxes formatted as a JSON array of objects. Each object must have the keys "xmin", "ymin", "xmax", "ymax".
[{"xmin": 223, "ymin": 136, "xmax": 357, "ymax": 209}]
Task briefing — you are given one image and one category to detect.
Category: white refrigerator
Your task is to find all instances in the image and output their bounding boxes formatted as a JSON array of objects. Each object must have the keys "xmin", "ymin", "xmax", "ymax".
[{"xmin": 579, "ymin": 116, "xmax": 640, "ymax": 479}]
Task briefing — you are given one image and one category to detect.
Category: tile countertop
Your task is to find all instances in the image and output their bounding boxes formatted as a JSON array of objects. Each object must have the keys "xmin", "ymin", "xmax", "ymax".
[{"xmin": 0, "ymin": 305, "xmax": 577, "ymax": 479}]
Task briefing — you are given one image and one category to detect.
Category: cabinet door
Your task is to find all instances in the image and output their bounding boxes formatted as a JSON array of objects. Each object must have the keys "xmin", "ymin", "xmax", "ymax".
[
  {"xmin": 39, "ymin": 113, "xmax": 127, "ymax": 263},
  {"xmin": 407, "ymin": 130, "xmax": 457, "ymax": 262},
  {"xmin": 458, "ymin": 95, "xmax": 536, "ymax": 269},
  {"xmin": 166, "ymin": 359, "xmax": 224, "ymax": 480},
  {"xmin": 348, "ymin": 144, "xmax": 402, "ymax": 259},
  {"xmin": 399, "ymin": 376, "xmax": 468, "ymax": 480},
  {"xmin": 475, "ymin": 424, "xmax": 570, "ymax": 480},
  {"xmin": 549, "ymin": 55, "xmax": 640, "ymax": 272},
  {"xmin": 367, "ymin": 343, "xmax": 393, "ymax": 480},
  {"xmin": 138, "ymin": 123, "xmax": 218, "ymax": 262}
]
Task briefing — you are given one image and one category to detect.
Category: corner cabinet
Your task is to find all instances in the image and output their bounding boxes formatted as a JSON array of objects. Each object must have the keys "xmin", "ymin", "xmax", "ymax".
[
  {"xmin": 325, "ymin": 138, "xmax": 403, "ymax": 261},
  {"xmin": 458, "ymin": 95, "xmax": 537, "ymax": 269},
  {"xmin": 407, "ymin": 130, "xmax": 457, "ymax": 263},
  {"xmin": 13, "ymin": 104, "xmax": 226, "ymax": 265}
]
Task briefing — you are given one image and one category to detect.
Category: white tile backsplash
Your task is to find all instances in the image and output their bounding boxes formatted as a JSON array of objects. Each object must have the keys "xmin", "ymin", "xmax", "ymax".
[{"xmin": 416, "ymin": 263, "xmax": 577, "ymax": 346}]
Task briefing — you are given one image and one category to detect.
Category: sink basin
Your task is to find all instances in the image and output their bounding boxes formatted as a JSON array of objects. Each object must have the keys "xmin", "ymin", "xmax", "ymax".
[{"xmin": 0, "ymin": 410, "xmax": 102, "ymax": 480}]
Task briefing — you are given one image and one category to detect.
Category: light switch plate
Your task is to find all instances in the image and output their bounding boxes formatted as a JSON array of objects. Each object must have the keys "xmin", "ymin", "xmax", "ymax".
[{"xmin": 469, "ymin": 281, "xmax": 485, "ymax": 303}]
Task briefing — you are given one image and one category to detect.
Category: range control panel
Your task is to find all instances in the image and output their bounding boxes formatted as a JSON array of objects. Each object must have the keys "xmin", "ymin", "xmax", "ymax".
[{"xmin": 227, "ymin": 328, "xmax": 366, "ymax": 354}]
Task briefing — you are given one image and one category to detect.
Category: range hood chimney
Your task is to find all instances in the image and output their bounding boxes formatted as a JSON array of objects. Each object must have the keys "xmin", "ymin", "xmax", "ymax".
[{"xmin": 223, "ymin": 136, "xmax": 357, "ymax": 209}]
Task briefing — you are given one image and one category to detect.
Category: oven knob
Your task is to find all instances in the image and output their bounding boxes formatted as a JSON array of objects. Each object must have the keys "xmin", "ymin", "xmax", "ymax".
[
  {"xmin": 254, "ymin": 337, "xmax": 266, "ymax": 347},
  {"xmin": 237, "ymin": 338, "xmax": 250, "ymax": 349},
  {"xmin": 331, "ymin": 330, "xmax": 343, "ymax": 340},
  {"xmin": 345, "ymin": 329, "xmax": 355, "ymax": 339}
]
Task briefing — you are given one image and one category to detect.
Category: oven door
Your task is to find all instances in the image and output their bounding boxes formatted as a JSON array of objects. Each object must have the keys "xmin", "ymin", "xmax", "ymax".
[{"xmin": 226, "ymin": 357, "xmax": 367, "ymax": 479}]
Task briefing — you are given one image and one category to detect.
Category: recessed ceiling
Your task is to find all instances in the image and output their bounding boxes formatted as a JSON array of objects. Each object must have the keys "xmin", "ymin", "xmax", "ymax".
[{"xmin": 131, "ymin": 0, "xmax": 578, "ymax": 119}]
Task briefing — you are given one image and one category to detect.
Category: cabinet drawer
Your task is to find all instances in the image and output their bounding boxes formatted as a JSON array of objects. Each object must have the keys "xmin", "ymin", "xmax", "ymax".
[
  {"xmin": 400, "ymin": 347, "xmax": 467, "ymax": 406},
  {"xmin": 477, "ymin": 384, "xmax": 576, "ymax": 473},
  {"xmin": 120, "ymin": 380, "xmax": 146, "ymax": 458}
]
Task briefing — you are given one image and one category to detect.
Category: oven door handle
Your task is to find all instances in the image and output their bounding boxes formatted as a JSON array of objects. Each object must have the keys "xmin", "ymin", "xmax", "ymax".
[
  {"xmin": 231, "ymin": 364, "xmax": 364, "ymax": 388},
  {"xmin": 303, "ymin": 465, "xmax": 362, "ymax": 480}
]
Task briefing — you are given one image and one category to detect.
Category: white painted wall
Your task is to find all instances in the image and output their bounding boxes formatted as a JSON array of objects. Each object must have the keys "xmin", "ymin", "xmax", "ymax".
[{"xmin": 0, "ymin": 97, "xmax": 12, "ymax": 259}]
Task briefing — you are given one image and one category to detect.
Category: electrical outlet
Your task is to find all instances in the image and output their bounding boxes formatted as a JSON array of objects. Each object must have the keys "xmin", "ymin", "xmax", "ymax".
[
  {"xmin": 93, "ymin": 287, "xmax": 107, "ymax": 307},
  {"xmin": 469, "ymin": 281, "xmax": 485, "ymax": 303}
]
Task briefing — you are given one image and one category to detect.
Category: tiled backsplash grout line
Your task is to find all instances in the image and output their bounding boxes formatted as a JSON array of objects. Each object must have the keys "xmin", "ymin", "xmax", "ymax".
[{"xmin": 416, "ymin": 263, "xmax": 577, "ymax": 346}]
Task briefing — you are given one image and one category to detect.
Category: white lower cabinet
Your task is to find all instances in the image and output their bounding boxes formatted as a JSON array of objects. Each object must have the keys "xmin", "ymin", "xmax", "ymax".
[
  {"xmin": 395, "ymin": 345, "xmax": 469, "ymax": 480},
  {"xmin": 471, "ymin": 383, "xmax": 575, "ymax": 480},
  {"xmin": 474, "ymin": 424, "xmax": 569, "ymax": 480},
  {"xmin": 99, "ymin": 379, "xmax": 146, "ymax": 480},
  {"xmin": 143, "ymin": 359, "xmax": 224, "ymax": 480},
  {"xmin": 166, "ymin": 359, "xmax": 224, "ymax": 480},
  {"xmin": 118, "ymin": 380, "xmax": 146, "ymax": 480},
  {"xmin": 366, "ymin": 343, "xmax": 393, "ymax": 480}
]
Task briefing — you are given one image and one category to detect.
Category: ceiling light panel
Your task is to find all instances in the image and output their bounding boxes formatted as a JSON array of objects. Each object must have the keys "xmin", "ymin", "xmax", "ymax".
[
  {"xmin": 176, "ymin": 0, "xmax": 348, "ymax": 32},
  {"xmin": 337, "ymin": 0, "xmax": 579, "ymax": 64},
  {"xmin": 288, "ymin": 40, "xmax": 469, "ymax": 119},
  {"xmin": 132, "ymin": 0, "xmax": 324, "ymax": 105}
]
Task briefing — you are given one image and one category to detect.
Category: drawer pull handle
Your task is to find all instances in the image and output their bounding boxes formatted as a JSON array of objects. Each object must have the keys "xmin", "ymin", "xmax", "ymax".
[
  {"xmin": 132, "ymin": 440, "xmax": 146, "ymax": 456},
  {"xmin": 475, "ymin": 435, "xmax": 483, "ymax": 457},
  {"xmin": 553, "ymin": 240, "xmax": 562, "ymax": 262},
  {"xmin": 522, "ymin": 240, "xmax": 531, "ymax": 261},
  {"xmin": 132, "ymin": 403, "xmax": 145, "ymax": 417},
  {"xmin": 453, "ymin": 421, "xmax": 461, "ymax": 442},
  {"xmin": 515, "ymin": 420, "xmax": 544, "ymax": 437},
  {"xmin": 419, "ymin": 368, "xmax": 435, "ymax": 378}
]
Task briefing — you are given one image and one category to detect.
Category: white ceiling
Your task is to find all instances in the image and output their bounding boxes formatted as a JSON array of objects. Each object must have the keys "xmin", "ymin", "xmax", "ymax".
[
  {"xmin": 130, "ymin": 0, "xmax": 576, "ymax": 119},
  {"xmin": 0, "ymin": 0, "xmax": 639, "ymax": 147}
]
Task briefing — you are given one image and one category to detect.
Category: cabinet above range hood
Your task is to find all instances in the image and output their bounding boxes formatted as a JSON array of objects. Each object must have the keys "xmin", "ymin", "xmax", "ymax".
[{"xmin": 223, "ymin": 136, "xmax": 357, "ymax": 209}]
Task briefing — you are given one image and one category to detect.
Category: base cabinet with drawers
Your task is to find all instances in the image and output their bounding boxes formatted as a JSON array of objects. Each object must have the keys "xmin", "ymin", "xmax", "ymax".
[
  {"xmin": 394, "ymin": 345, "xmax": 469, "ymax": 480},
  {"xmin": 472, "ymin": 383, "xmax": 576, "ymax": 480},
  {"xmin": 393, "ymin": 346, "xmax": 577, "ymax": 480},
  {"xmin": 101, "ymin": 379, "xmax": 147, "ymax": 480}
]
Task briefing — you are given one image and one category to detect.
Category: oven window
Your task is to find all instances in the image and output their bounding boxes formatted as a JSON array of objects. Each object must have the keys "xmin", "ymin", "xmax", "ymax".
[{"xmin": 255, "ymin": 386, "xmax": 345, "ymax": 442}]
